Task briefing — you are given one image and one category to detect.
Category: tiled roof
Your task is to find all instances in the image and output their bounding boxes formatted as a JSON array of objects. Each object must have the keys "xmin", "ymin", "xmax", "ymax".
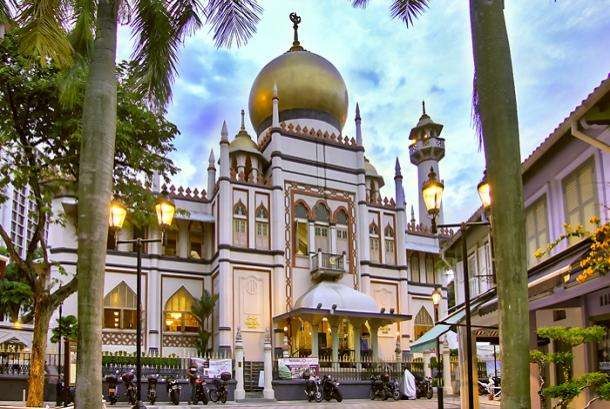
[{"xmin": 521, "ymin": 73, "xmax": 610, "ymax": 173}]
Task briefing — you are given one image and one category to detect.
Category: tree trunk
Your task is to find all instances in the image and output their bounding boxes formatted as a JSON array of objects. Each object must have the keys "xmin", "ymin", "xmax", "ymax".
[
  {"xmin": 469, "ymin": 1, "xmax": 530, "ymax": 408},
  {"xmin": 74, "ymin": 0, "xmax": 118, "ymax": 407},
  {"xmin": 26, "ymin": 300, "xmax": 53, "ymax": 407}
]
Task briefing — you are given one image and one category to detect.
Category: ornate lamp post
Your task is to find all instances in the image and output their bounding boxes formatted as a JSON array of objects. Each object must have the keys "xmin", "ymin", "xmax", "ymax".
[
  {"xmin": 431, "ymin": 287, "xmax": 443, "ymax": 409},
  {"xmin": 109, "ymin": 192, "xmax": 176, "ymax": 409},
  {"xmin": 422, "ymin": 170, "xmax": 492, "ymax": 409}
]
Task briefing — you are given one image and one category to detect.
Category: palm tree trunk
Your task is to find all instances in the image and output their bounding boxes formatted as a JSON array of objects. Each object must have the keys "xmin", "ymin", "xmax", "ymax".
[
  {"xmin": 26, "ymin": 299, "xmax": 52, "ymax": 407},
  {"xmin": 74, "ymin": 0, "xmax": 118, "ymax": 407},
  {"xmin": 469, "ymin": 1, "xmax": 530, "ymax": 408}
]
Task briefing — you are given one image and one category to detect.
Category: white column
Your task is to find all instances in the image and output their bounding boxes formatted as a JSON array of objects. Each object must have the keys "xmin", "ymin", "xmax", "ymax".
[
  {"xmin": 353, "ymin": 322, "xmax": 362, "ymax": 371},
  {"xmin": 234, "ymin": 329, "xmax": 246, "ymax": 401},
  {"xmin": 423, "ymin": 352, "xmax": 432, "ymax": 378},
  {"xmin": 310, "ymin": 322, "xmax": 319, "ymax": 358},
  {"xmin": 177, "ymin": 221, "xmax": 189, "ymax": 258},
  {"xmin": 369, "ymin": 323, "xmax": 380, "ymax": 360},
  {"xmin": 442, "ymin": 346, "xmax": 453, "ymax": 395},
  {"xmin": 263, "ymin": 331, "xmax": 275, "ymax": 400},
  {"xmin": 330, "ymin": 320, "xmax": 340, "ymax": 370},
  {"xmin": 330, "ymin": 225, "xmax": 337, "ymax": 254},
  {"xmin": 308, "ymin": 221, "xmax": 315, "ymax": 253}
]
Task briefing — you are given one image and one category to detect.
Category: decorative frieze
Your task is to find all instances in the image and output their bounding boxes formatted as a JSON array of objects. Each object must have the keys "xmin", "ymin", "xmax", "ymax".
[{"xmin": 162, "ymin": 333, "xmax": 198, "ymax": 348}]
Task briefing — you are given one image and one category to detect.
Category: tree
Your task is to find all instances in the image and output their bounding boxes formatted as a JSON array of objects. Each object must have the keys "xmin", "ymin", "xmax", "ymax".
[
  {"xmin": 530, "ymin": 326, "xmax": 610, "ymax": 409},
  {"xmin": 0, "ymin": 34, "xmax": 178, "ymax": 406},
  {"xmin": 191, "ymin": 290, "xmax": 219, "ymax": 356},
  {"xmin": 352, "ymin": 1, "xmax": 531, "ymax": 406},
  {"xmin": 51, "ymin": 315, "xmax": 78, "ymax": 343},
  {"xmin": 2, "ymin": 1, "xmax": 262, "ymax": 404}
]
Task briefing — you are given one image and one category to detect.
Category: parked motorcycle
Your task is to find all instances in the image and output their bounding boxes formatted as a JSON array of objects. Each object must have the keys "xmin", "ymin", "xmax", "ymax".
[
  {"xmin": 414, "ymin": 375, "xmax": 433, "ymax": 399},
  {"xmin": 105, "ymin": 371, "xmax": 119, "ymax": 405},
  {"xmin": 381, "ymin": 372, "xmax": 401, "ymax": 401},
  {"xmin": 121, "ymin": 370, "xmax": 137, "ymax": 405},
  {"xmin": 209, "ymin": 372, "xmax": 231, "ymax": 404},
  {"xmin": 303, "ymin": 369, "xmax": 322, "ymax": 402},
  {"xmin": 370, "ymin": 375, "xmax": 385, "ymax": 400},
  {"xmin": 147, "ymin": 374, "xmax": 159, "ymax": 405},
  {"xmin": 320, "ymin": 374, "xmax": 343, "ymax": 402},
  {"xmin": 188, "ymin": 366, "xmax": 209, "ymax": 405},
  {"xmin": 167, "ymin": 377, "xmax": 182, "ymax": 405}
]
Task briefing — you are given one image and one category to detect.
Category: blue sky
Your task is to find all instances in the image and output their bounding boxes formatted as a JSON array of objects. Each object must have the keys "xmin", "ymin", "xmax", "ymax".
[{"xmin": 117, "ymin": 0, "xmax": 610, "ymax": 223}]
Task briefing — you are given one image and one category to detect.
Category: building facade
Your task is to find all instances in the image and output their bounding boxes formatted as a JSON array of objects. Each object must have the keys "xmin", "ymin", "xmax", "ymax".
[{"xmin": 0, "ymin": 24, "xmax": 454, "ymax": 362}]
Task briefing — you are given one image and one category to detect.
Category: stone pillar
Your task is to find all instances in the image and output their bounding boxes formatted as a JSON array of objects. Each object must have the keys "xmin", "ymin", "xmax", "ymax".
[
  {"xmin": 442, "ymin": 346, "xmax": 453, "ymax": 395},
  {"xmin": 263, "ymin": 331, "xmax": 275, "ymax": 400},
  {"xmin": 353, "ymin": 322, "xmax": 362, "ymax": 370},
  {"xmin": 457, "ymin": 326, "xmax": 479, "ymax": 409},
  {"xmin": 177, "ymin": 221, "xmax": 189, "ymax": 258},
  {"xmin": 234, "ymin": 329, "xmax": 246, "ymax": 401},
  {"xmin": 310, "ymin": 322, "xmax": 319, "ymax": 357},
  {"xmin": 308, "ymin": 221, "xmax": 315, "ymax": 254},
  {"xmin": 369, "ymin": 323, "xmax": 380, "ymax": 360},
  {"xmin": 330, "ymin": 321, "xmax": 340, "ymax": 370},
  {"xmin": 330, "ymin": 225, "xmax": 337, "ymax": 254},
  {"xmin": 423, "ymin": 353, "xmax": 432, "ymax": 378}
]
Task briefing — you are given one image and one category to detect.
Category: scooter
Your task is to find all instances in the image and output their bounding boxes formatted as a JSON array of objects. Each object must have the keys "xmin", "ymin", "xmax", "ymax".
[
  {"xmin": 415, "ymin": 375, "xmax": 433, "ymax": 399},
  {"xmin": 167, "ymin": 377, "xmax": 181, "ymax": 405},
  {"xmin": 320, "ymin": 374, "xmax": 343, "ymax": 402},
  {"xmin": 188, "ymin": 366, "xmax": 209, "ymax": 405},
  {"xmin": 370, "ymin": 375, "xmax": 385, "ymax": 400},
  {"xmin": 381, "ymin": 372, "xmax": 401, "ymax": 401},
  {"xmin": 147, "ymin": 374, "xmax": 159, "ymax": 405},
  {"xmin": 210, "ymin": 372, "xmax": 231, "ymax": 404},
  {"xmin": 303, "ymin": 370, "xmax": 322, "ymax": 402},
  {"xmin": 105, "ymin": 371, "xmax": 119, "ymax": 405},
  {"xmin": 121, "ymin": 370, "xmax": 137, "ymax": 405}
]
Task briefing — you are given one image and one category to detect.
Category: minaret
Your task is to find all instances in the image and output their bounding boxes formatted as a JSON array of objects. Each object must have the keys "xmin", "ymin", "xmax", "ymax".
[
  {"xmin": 394, "ymin": 158, "xmax": 405, "ymax": 209},
  {"xmin": 355, "ymin": 103, "xmax": 362, "ymax": 145},
  {"xmin": 394, "ymin": 157, "xmax": 409, "ymax": 354},
  {"xmin": 354, "ymin": 104, "xmax": 369, "ymax": 293},
  {"xmin": 409, "ymin": 101, "xmax": 445, "ymax": 228},
  {"xmin": 207, "ymin": 149, "xmax": 216, "ymax": 196}
]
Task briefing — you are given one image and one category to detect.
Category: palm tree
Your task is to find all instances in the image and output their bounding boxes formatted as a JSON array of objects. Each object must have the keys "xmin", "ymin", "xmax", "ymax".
[
  {"xmin": 352, "ymin": 1, "xmax": 530, "ymax": 407},
  {"xmin": 2, "ymin": 0, "xmax": 263, "ymax": 406},
  {"xmin": 191, "ymin": 290, "xmax": 219, "ymax": 356}
]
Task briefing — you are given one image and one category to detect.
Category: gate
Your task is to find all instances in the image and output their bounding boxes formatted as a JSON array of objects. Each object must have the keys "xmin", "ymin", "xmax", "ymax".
[{"xmin": 243, "ymin": 361, "xmax": 264, "ymax": 392}]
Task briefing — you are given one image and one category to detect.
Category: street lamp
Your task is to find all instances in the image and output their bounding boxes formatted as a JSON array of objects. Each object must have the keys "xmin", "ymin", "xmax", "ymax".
[
  {"xmin": 431, "ymin": 286, "xmax": 443, "ymax": 409},
  {"xmin": 109, "ymin": 191, "xmax": 176, "ymax": 409},
  {"xmin": 422, "ymin": 172, "xmax": 492, "ymax": 409}
]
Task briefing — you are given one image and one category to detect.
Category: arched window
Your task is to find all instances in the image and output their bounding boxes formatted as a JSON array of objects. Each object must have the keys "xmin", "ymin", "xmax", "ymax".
[
  {"xmin": 233, "ymin": 200, "xmax": 248, "ymax": 247},
  {"xmin": 426, "ymin": 254, "xmax": 436, "ymax": 284},
  {"xmin": 189, "ymin": 222, "xmax": 203, "ymax": 259},
  {"xmin": 313, "ymin": 203, "xmax": 330, "ymax": 252},
  {"xmin": 294, "ymin": 202, "xmax": 309, "ymax": 256},
  {"xmin": 255, "ymin": 204, "xmax": 269, "ymax": 250},
  {"xmin": 369, "ymin": 222, "xmax": 380, "ymax": 263},
  {"xmin": 414, "ymin": 307, "xmax": 434, "ymax": 340},
  {"xmin": 410, "ymin": 253, "xmax": 421, "ymax": 282},
  {"xmin": 335, "ymin": 209, "xmax": 349, "ymax": 256},
  {"xmin": 103, "ymin": 282, "xmax": 137, "ymax": 330},
  {"xmin": 384, "ymin": 224, "xmax": 396, "ymax": 265},
  {"xmin": 164, "ymin": 287, "xmax": 198, "ymax": 333}
]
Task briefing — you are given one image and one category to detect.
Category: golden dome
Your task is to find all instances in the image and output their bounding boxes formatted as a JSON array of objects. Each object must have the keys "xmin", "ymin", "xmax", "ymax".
[{"xmin": 248, "ymin": 49, "xmax": 349, "ymax": 134}]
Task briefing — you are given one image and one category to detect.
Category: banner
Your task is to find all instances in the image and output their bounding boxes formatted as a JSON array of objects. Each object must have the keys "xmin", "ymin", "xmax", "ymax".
[
  {"xmin": 206, "ymin": 358, "xmax": 233, "ymax": 379},
  {"xmin": 277, "ymin": 357, "xmax": 319, "ymax": 380}
]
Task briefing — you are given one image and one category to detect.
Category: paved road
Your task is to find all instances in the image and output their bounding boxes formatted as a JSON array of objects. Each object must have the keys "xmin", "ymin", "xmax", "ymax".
[{"xmin": 0, "ymin": 398, "xmax": 501, "ymax": 409}]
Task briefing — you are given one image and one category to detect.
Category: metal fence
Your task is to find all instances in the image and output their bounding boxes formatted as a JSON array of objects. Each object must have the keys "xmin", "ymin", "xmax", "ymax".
[{"xmin": 0, "ymin": 351, "xmax": 61, "ymax": 376}]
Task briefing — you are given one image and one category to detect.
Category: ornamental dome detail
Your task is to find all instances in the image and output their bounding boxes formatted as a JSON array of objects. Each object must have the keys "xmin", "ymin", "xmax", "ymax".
[
  {"xmin": 293, "ymin": 281, "xmax": 379, "ymax": 313},
  {"xmin": 248, "ymin": 15, "xmax": 348, "ymax": 135}
]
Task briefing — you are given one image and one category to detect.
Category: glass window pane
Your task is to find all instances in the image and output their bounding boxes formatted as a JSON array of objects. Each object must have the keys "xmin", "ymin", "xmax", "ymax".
[
  {"xmin": 295, "ymin": 204, "xmax": 308, "ymax": 219},
  {"xmin": 104, "ymin": 309, "xmax": 121, "ymax": 329},
  {"xmin": 296, "ymin": 221, "xmax": 308, "ymax": 255},
  {"xmin": 122, "ymin": 310, "xmax": 137, "ymax": 330}
]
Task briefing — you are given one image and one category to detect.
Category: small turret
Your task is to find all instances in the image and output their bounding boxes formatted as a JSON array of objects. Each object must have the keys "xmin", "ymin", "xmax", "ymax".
[
  {"xmin": 394, "ymin": 157, "xmax": 405, "ymax": 209},
  {"xmin": 272, "ymin": 83, "xmax": 279, "ymax": 128},
  {"xmin": 207, "ymin": 149, "xmax": 216, "ymax": 195},
  {"xmin": 355, "ymin": 103, "xmax": 362, "ymax": 145},
  {"xmin": 219, "ymin": 121, "xmax": 230, "ymax": 178}
]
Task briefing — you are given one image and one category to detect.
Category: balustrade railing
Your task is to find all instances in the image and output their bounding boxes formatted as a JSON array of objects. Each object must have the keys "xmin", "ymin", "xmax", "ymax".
[
  {"xmin": 0, "ymin": 351, "xmax": 60, "ymax": 375},
  {"xmin": 310, "ymin": 251, "xmax": 347, "ymax": 281}
]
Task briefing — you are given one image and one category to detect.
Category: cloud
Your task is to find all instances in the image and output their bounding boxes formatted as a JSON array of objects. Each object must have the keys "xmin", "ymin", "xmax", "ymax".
[{"xmin": 115, "ymin": 0, "xmax": 610, "ymax": 222}]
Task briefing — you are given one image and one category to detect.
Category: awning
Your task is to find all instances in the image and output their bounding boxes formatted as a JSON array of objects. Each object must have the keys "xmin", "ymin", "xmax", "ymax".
[
  {"xmin": 410, "ymin": 290, "xmax": 495, "ymax": 353},
  {"xmin": 175, "ymin": 211, "xmax": 214, "ymax": 223},
  {"xmin": 273, "ymin": 307, "xmax": 411, "ymax": 326}
]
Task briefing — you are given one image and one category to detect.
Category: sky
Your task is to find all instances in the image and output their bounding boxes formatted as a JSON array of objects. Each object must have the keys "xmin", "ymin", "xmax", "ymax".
[{"xmin": 117, "ymin": 0, "xmax": 610, "ymax": 223}]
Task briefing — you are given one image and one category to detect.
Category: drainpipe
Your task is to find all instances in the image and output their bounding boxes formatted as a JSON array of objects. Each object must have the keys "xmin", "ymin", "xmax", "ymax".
[{"xmin": 570, "ymin": 120, "xmax": 610, "ymax": 153}]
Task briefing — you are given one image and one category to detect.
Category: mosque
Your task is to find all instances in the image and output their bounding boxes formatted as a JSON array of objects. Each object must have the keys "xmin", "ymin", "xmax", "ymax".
[{"xmin": 3, "ymin": 14, "xmax": 450, "ymax": 363}]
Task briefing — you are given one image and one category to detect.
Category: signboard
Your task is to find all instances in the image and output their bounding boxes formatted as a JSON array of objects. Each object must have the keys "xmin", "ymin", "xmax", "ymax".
[
  {"xmin": 206, "ymin": 359, "xmax": 232, "ymax": 379},
  {"xmin": 277, "ymin": 357, "xmax": 319, "ymax": 380}
]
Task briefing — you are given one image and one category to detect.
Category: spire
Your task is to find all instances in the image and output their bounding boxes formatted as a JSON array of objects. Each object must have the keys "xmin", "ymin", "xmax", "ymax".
[
  {"xmin": 221, "ymin": 120, "xmax": 228, "ymax": 142},
  {"xmin": 208, "ymin": 149, "xmax": 215, "ymax": 166},
  {"xmin": 289, "ymin": 12, "xmax": 304, "ymax": 51},
  {"xmin": 410, "ymin": 205, "xmax": 416, "ymax": 224},
  {"xmin": 394, "ymin": 157, "xmax": 402, "ymax": 177},
  {"xmin": 355, "ymin": 102, "xmax": 362, "ymax": 145},
  {"xmin": 422, "ymin": 100, "xmax": 426, "ymax": 115},
  {"xmin": 273, "ymin": 82, "xmax": 278, "ymax": 100},
  {"xmin": 240, "ymin": 109, "xmax": 246, "ymax": 131},
  {"xmin": 272, "ymin": 84, "xmax": 280, "ymax": 127}
]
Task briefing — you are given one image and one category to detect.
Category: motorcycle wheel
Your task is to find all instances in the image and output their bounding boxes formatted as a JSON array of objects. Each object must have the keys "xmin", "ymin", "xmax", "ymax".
[
  {"xmin": 220, "ymin": 392, "xmax": 227, "ymax": 404},
  {"xmin": 370, "ymin": 389, "xmax": 376, "ymax": 400},
  {"xmin": 209, "ymin": 389, "xmax": 219, "ymax": 402},
  {"xmin": 335, "ymin": 389, "xmax": 343, "ymax": 402},
  {"xmin": 172, "ymin": 393, "xmax": 180, "ymax": 405},
  {"xmin": 202, "ymin": 390, "xmax": 209, "ymax": 405},
  {"xmin": 314, "ymin": 391, "xmax": 322, "ymax": 403},
  {"xmin": 393, "ymin": 389, "xmax": 401, "ymax": 401},
  {"xmin": 382, "ymin": 389, "xmax": 389, "ymax": 400},
  {"xmin": 426, "ymin": 387, "xmax": 433, "ymax": 400}
]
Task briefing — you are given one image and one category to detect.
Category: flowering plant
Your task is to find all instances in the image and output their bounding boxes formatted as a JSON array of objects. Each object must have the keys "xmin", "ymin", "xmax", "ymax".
[{"xmin": 535, "ymin": 216, "xmax": 610, "ymax": 283}]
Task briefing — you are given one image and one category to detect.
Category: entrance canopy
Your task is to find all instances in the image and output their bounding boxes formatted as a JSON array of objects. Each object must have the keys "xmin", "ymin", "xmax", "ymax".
[{"xmin": 410, "ymin": 290, "xmax": 495, "ymax": 353}]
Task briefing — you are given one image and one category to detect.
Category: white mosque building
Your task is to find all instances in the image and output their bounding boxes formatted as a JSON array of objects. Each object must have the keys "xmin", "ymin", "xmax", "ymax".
[{"xmin": 1, "ymin": 16, "xmax": 451, "ymax": 363}]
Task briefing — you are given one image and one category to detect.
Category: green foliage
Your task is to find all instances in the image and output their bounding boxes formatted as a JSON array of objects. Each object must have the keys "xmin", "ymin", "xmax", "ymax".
[
  {"xmin": 191, "ymin": 290, "xmax": 219, "ymax": 356},
  {"xmin": 51, "ymin": 315, "xmax": 78, "ymax": 343},
  {"xmin": 531, "ymin": 325, "xmax": 610, "ymax": 408}
]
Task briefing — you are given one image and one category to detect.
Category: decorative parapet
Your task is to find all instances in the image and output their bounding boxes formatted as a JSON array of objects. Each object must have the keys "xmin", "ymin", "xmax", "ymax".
[
  {"xmin": 407, "ymin": 222, "xmax": 454, "ymax": 238},
  {"xmin": 162, "ymin": 333, "xmax": 198, "ymax": 348},
  {"xmin": 366, "ymin": 194, "xmax": 396, "ymax": 209},
  {"xmin": 259, "ymin": 122, "xmax": 359, "ymax": 151},
  {"xmin": 229, "ymin": 168, "xmax": 272, "ymax": 188},
  {"xmin": 162, "ymin": 183, "xmax": 208, "ymax": 202}
]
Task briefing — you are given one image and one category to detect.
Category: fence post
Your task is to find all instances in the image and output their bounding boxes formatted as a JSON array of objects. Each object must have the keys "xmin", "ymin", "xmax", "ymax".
[
  {"xmin": 262, "ymin": 330, "xmax": 275, "ymax": 400},
  {"xmin": 234, "ymin": 328, "xmax": 246, "ymax": 401}
]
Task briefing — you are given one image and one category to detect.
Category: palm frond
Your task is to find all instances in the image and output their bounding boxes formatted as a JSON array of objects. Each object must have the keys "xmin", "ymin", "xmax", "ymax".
[
  {"xmin": 204, "ymin": 0, "xmax": 261, "ymax": 48},
  {"xmin": 1, "ymin": 0, "xmax": 17, "ymax": 24},
  {"xmin": 390, "ymin": 0, "xmax": 429, "ymax": 27},
  {"xmin": 69, "ymin": 0, "xmax": 96, "ymax": 57},
  {"xmin": 131, "ymin": 0, "xmax": 177, "ymax": 108},
  {"xmin": 351, "ymin": 0, "xmax": 370, "ymax": 8},
  {"xmin": 16, "ymin": 0, "xmax": 73, "ymax": 66},
  {"xmin": 168, "ymin": 0, "xmax": 203, "ymax": 40}
]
